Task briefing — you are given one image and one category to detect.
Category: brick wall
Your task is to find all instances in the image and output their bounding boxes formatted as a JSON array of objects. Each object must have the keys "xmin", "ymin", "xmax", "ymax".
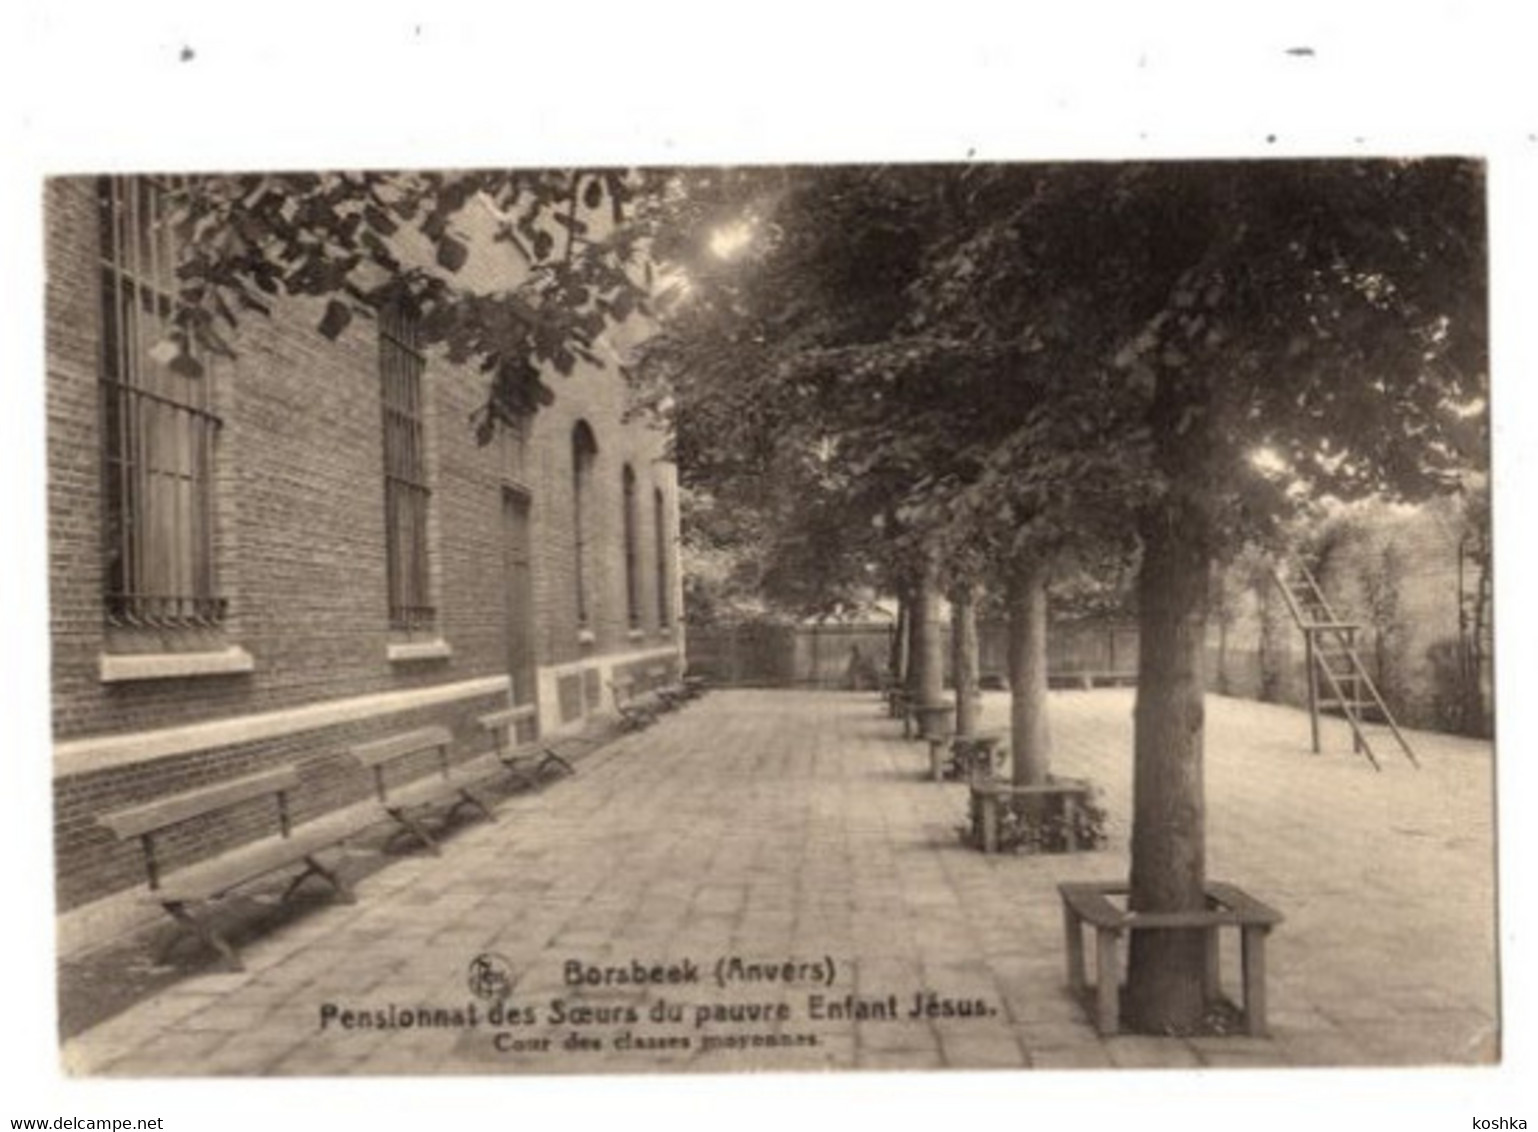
[
  {"xmin": 45, "ymin": 180, "xmax": 107, "ymax": 734},
  {"xmin": 46, "ymin": 175, "xmax": 684, "ymax": 916},
  {"xmin": 526, "ymin": 368, "xmax": 680, "ymax": 668},
  {"xmin": 53, "ymin": 692, "xmax": 504, "ymax": 912}
]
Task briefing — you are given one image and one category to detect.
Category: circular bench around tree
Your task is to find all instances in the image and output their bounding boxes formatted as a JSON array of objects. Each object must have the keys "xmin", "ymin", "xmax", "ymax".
[
  {"xmin": 927, "ymin": 732, "xmax": 1004, "ymax": 782},
  {"xmin": 970, "ymin": 776, "xmax": 1100, "ymax": 852},
  {"xmin": 910, "ymin": 699, "xmax": 954, "ymax": 741},
  {"xmin": 1058, "ymin": 880, "xmax": 1284, "ymax": 1037}
]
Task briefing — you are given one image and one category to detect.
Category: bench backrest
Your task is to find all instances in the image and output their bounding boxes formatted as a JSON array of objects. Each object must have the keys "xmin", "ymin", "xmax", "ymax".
[
  {"xmin": 350, "ymin": 726, "xmax": 455, "ymax": 803},
  {"xmin": 349, "ymin": 726, "xmax": 454, "ymax": 768},
  {"xmin": 477, "ymin": 705, "xmax": 536, "ymax": 733},
  {"xmin": 99, "ymin": 766, "xmax": 302, "ymax": 840},
  {"xmin": 478, "ymin": 705, "xmax": 537, "ymax": 755}
]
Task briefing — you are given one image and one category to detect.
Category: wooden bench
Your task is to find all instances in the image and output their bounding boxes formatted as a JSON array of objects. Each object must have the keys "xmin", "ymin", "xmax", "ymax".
[
  {"xmin": 98, "ymin": 766, "xmax": 372, "ymax": 971},
  {"xmin": 609, "ymin": 678, "xmax": 660, "ymax": 731},
  {"xmin": 929, "ymin": 732, "xmax": 1005, "ymax": 782},
  {"xmin": 972, "ymin": 776, "xmax": 1093, "ymax": 851},
  {"xmin": 644, "ymin": 664, "xmax": 689, "ymax": 710},
  {"xmin": 478, "ymin": 706, "xmax": 574, "ymax": 789},
  {"xmin": 1058, "ymin": 880, "xmax": 1283, "ymax": 1037},
  {"xmin": 907, "ymin": 699, "xmax": 952, "ymax": 741},
  {"xmin": 349, "ymin": 726, "xmax": 498, "ymax": 855}
]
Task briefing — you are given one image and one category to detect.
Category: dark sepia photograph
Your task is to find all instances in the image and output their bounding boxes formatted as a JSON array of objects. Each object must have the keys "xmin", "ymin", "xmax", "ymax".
[{"xmin": 44, "ymin": 159, "xmax": 1494, "ymax": 1077}]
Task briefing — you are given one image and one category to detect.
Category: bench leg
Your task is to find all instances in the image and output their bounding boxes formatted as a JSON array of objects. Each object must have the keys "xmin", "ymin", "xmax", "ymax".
[
  {"xmin": 1241, "ymin": 926, "xmax": 1270, "ymax": 1037},
  {"xmin": 387, "ymin": 807, "xmax": 441, "ymax": 856},
  {"xmin": 162, "ymin": 901, "xmax": 242, "ymax": 972},
  {"xmin": 502, "ymin": 765, "xmax": 540, "ymax": 791},
  {"xmin": 1204, "ymin": 926, "xmax": 1222, "ymax": 1003},
  {"xmin": 278, "ymin": 860, "xmax": 318, "ymax": 904},
  {"xmin": 1094, "ymin": 927, "xmax": 1120, "ymax": 1036},
  {"xmin": 448, "ymin": 788, "xmax": 497, "ymax": 824},
  {"xmin": 980, "ymin": 794, "xmax": 999, "ymax": 854},
  {"xmin": 540, "ymin": 750, "xmax": 576, "ymax": 777},
  {"xmin": 1063, "ymin": 905, "xmax": 1086, "ymax": 998},
  {"xmin": 281, "ymin": 854, "xmax": 357, "ymax": 905}
]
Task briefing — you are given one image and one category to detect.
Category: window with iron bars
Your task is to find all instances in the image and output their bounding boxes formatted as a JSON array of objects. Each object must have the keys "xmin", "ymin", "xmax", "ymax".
[
  {"xmin": 379, "ymin": 306, "xmax": 435, "ymax": 632},
  {"xmin": 655, "ymin": 486, "xmax": 671, "ymax": 627},
  {"xmin": 622, "ymin": 465, "xmax": 641, "ymax": 629},
  {"xmin": 572, "ymin": 422, "xmax": 598, "ymax": 630},
  {"xmin": 97, "ymin": 175, "xmax": 226, "ymax": 630}
]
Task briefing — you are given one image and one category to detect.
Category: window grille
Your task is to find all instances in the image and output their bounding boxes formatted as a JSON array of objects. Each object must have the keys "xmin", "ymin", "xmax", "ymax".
[
  {"xmin": 654, "ymin": 487, "xmax": 671, "ymax": 627},
  {"xmin": 622, "ymin": 465, "xmax": 640, "ymax": 628},
  {"xmin": 572, "ymin": 422, "xmax": 598, "ymax": 629},
  {"xmin": 380, "ymin": 306, "xmax": 434, "ymax": 631},
  {"xmin": 97, "ymin": 175, "xmax": 225, "ymax": 629}
]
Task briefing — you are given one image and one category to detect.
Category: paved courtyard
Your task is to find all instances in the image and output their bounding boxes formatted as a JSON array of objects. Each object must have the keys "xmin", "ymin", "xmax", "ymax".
[{"xmin": 61, "ymin": 688, "xmax": 1498, "ymax": 1075}]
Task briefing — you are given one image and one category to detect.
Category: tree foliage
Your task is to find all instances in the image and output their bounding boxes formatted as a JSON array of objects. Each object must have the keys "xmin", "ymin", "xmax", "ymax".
[
  {"xmin": 156, "ymin": 161, "xmax": 1487, "ymax": 1032},
  {"xmin": 158, "ymin": 169, "xmax": 662, "ymax": 439},
  {"xmin": 638, "ymin": 158, "xmax": 1486, "ymax": 1031},
  {"xmin": 632, "ymin": 166, "xmax": 1153, "ymax": 615}
]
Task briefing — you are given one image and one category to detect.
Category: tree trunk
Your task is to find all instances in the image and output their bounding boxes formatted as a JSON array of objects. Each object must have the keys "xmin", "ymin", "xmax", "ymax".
[
  {"xmin": 1215, "ymin": 615, "xmax": 1230, "ymax": 696},
  {"xmin": 1007, "ymin": 560, "xmax": 1052, "ymax": 787},
  {"xmin": 892, "ymin": 589, "xmax": 911, "ymax": 687},
  {"xmin": 1123, "ymin": 369, "xmax": 1217, "ymax": 1034},
  {"xmin": 1464, "ymin": 553, "xmax": 1492, "ymax": 736},
  {"xmin": 952, "ymin": 584, "xmax": 980, "ymax": 737},
  {"xmin": 1256, "ymin": 580, "xmax": 1283, "ymax": 703},
  {"xmin": 911, "ymin": 558, "xmax": 946, "ymax": 735}
]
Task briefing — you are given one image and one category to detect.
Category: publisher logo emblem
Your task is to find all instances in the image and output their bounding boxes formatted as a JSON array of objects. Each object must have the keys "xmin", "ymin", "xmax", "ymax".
[{"xmin": 468, "ymin": 953, "xmax": 514, "ymax": 1002}]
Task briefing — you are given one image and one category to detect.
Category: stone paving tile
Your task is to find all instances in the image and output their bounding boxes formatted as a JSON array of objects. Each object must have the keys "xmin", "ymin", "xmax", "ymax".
[
  {"xmin": 856, "ymin": 1048, "xmax": 946, "ymax": 1071},
  {"xmin": 938, "ymin": 1031, "xmax": 1030, "ymax": 1068},
  {"xmin": 1103, "ymin": 1035, "xmax": 1203, "ymax": 1069},
  {"xmin": 1028, "ymin": 1044, "xmax": 1116, "ymax": 1069},
  {"xmin": 60, "ymin": 688, "xmax": 1496, "ymax": 1077}
]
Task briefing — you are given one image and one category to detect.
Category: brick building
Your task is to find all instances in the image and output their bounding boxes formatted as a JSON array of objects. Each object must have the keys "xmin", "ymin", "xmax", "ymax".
[{"xmin": 45, "ymin": 175, "xmax": 684, "ymax": 951}]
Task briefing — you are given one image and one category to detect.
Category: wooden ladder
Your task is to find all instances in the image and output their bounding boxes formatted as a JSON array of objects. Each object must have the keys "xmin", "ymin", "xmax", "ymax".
[{"xmin": 1271, "ymin": 559, "xmax": 1419, "ymax": 771}]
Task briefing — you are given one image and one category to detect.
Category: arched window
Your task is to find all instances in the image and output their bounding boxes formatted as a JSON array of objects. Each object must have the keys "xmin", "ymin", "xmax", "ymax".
[
  {"xmin": 654, "ymin": 487, "xmax": 671, "ymax": 627},
  {"xmin": 622, "ymin": 465, "xmax": 640, "ymax": 629},
  {"xmin": 572, "ymin": 422, "xmax": 598, "ymax": 629}
]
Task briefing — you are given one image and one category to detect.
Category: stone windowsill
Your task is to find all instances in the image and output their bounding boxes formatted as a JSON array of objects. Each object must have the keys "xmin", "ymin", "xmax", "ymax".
[
  {"xmin": 387, "ymin": 639, "xmax": 454, "ymax": 663},
  {"xmin": 577, "ymin": 628, "xmax": 597, "ymax": 647},
  {"xmin": 627, "ymin": 627, "xmax": 645, "ymax": 642},
  {"xmin": 98, "ymin": 646, "xmax": 256, "ymax": 684}
]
